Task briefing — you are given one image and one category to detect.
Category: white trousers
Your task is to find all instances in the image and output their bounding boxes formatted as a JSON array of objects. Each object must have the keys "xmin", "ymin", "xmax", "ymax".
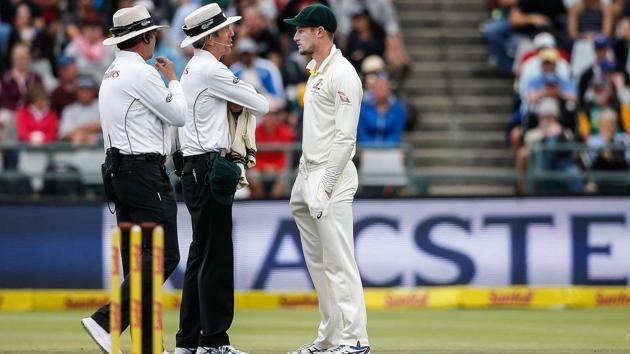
[{"xmin": 290, "ymin": 161, "xmax": 369, "ymax": 347}]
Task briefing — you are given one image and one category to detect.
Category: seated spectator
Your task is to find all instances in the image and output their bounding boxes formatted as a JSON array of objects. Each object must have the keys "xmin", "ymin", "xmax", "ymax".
[
  {"xmin": 231, "ymin": 37, "xmax": 286, "ymax": 106},
  {"xmin": 511, "ymin": 78, "xmax": 577, "ymax": 149},
  {"xmin": 0, "ymin": 43, "xmax": 43, "ymax": 168},
  {"xmin": 570, "ymin": 25, "xmax": 615, "ymax": 78},
  {"xmin": 345, "ymin": 7, "xmax": 385, "ymax": 72},
  {"xmin": 528, "ymin": 72, "xmax": 577, "ymax": 105},
  {"xmin": 525, "ymin": 74, "xmax": 578, "ymax": 139},
  {"xmin": 16, "ymin": 83, "xmax": 58, "ymax": 145},
  {"xmin": 521, "ymin": 97, "xmax": 583, "ymax": 193},
  {"xmin": 483, "ymin": 0, "xmax": 518, "ymax": 74},
  {"xmin": 8, "ymin": 3, "xmax": 59, "ymax": 90},
  {"xmin": 524, "ymin": 89, "xmax": 577, "ymax": 130},
  {"xmin": 361, "ymin": 54, "xmax": 386, "ymax": 93},
  {"xmin": 248, "ymin": 107, "xmax": 295, "ymax": 199},
  {"xmin": 358, "ymin": 72, "xmax": 406, "ymax": 146},
  {"xmin": 509, "ymin": 0, "xmax": 566, "ymax": 35},
  {"xmin": 513, "ymin": 36, "xmax": 572, "ymax": 135},
  {"xmin": 509, "ymin": 0, "xmax": 567, "ymax": 63},
  {"xmin": 62, "ymin": 0, "xmax": 102, "ymax": 41},
  {"xmin": 64, "ymin": 13, "xmax": 114, "ymax": 83},
  {"xmin": 577, "ymin": 34, "xmax": 622, "ymax": 104},
  {"xmin": 517, "ymin": 32, "xmax": 570, "ymax": 86},
  {"xmin": 58, "ymin": 75, "xmax": 101, "ymax": 145},
  {"xmin": 329, "ymin": 0, "xmax": 410, "ymax": 79},
  {"xmin": 8, "ymin": 3, "xmax": 46, "ymax": 61},
  {"xmin": 521, "ymin": 48, "xmax": 574, "ymax": 111},
  {"xmin": 238, "ymin": 5, "xmax": 281, "ymax": 59},
  {"xmin": 566, "ymin": 0, "xmax": 613, "ymax": 40},
  {"xmin": 50, "ymin": 55, "xmax": 79, "ymax": 115},
  {"xmin": 578, "ymin": 73, "xmax": 630, "ymax": 139},
  {"xmin": 0, "ymin": 43, "xmax": 43, "ymax": 114},
  {"xmin": 587, "ymin": 108, "xmax": 630, "ymax": 170},
  {"xmin": 266, "ymin": 48, "xmax": 308, "ymax": 117},
  {"xmin": 586, "ymin": 108, "xmax": 630, "ymax": 192}
]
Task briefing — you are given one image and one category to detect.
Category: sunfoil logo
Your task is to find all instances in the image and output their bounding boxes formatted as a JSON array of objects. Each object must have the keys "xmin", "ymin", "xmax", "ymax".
[
  {"xmin": 595, "ymin": 291, "xmax": 630, "ymax": 306},
  {"xmin": 489, "ymin": 290, "xmax": 533, "ymax": 305},
  {"xmin": 279, "ymin": 294, "xmax": 318, "ymax": 307},
  {"xmin": 64, "ymin": 297, "xmax": 108, "ymax": 309},
  {"xmin": 385, "ymin": 292, "xmax": 429, "ymax": 307}
]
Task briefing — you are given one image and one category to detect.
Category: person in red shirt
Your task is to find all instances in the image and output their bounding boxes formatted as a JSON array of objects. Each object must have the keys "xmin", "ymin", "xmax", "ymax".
[
  {"xmin": 0, "ymin": 43, "xmax": 43, "ymax": 112},
  {"xmin": 248, "ymin": 107, "xmax": 295, "ymax": 198},
  {"xmin": 16, "ymin": 83, "xmax": 58, "ymax": 144}
]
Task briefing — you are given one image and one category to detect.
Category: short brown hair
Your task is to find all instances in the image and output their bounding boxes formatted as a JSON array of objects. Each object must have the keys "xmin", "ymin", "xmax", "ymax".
[{"xmin": 25, "ymin": 84, "xmax": 48, "ymax": 105}]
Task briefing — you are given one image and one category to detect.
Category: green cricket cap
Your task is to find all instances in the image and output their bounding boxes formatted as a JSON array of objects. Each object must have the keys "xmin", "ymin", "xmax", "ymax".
[{"xmin": 283, "ymin": 3, "xmax": 337, "ymax": 33}]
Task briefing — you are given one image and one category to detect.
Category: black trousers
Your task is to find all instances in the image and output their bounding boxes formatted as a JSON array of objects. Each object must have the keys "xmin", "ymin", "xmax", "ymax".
[
  {"xmin": 92, "ymin": 158, "xmax": 180, "ymax": 353},
  {"xmin": 176, "ymin": 154, "xmax": 234, "ymax": 348}
]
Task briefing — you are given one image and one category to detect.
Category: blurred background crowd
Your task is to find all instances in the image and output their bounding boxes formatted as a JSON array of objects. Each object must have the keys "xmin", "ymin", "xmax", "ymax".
[
  {"xmin": 482, "ymin": 0, "xmax": 630, "ymax": 193},
  {"xmin": 2, "ymin": 0, "xmax": 629, "ymax": 200},
  {"xmin": 0, "ymin": 0, "xmax": 414, "ymax": 199}
]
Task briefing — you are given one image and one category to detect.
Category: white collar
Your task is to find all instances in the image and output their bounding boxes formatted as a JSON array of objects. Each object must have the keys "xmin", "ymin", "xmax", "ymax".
[
  {"xmin": 306, "ymin": 45, "xmax": 339, "ymax": 76},
  {"xmin": 115, "ymin": 50, "xmax": 146, "ymax": 63},
  {"xmin": 194, "ymin": 48, "xmax": 219, "ymax": 61}
]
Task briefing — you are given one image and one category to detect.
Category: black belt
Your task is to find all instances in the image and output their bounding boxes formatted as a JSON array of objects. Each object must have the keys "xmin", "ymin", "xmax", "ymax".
[
  {"xmin": 121, "ymin": 153, "xmax": 165, "ymax": 163},
  {"xmin": 184, "ymin": 152, "xmax": 218, "ymax": 163}
]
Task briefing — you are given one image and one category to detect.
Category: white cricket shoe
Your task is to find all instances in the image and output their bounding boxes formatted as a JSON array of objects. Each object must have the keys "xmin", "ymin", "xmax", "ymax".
[
  {"xmin": 174, "ymin": 347, "xmax": 197, "ymax": 354},
  {"xmin": 287, "ymin": 343, "xmax": 329, "ymax": 354},
  {"xmin": 196, "ymin": 345, "xmax": 250, "ymax": 354},
  {"xmin": 80, "ymin": 317, "xmax": 123, "ymax": 354},
  {"xmin": 324, "ymin": 342, "xmax": 370, "ymax": 354}
]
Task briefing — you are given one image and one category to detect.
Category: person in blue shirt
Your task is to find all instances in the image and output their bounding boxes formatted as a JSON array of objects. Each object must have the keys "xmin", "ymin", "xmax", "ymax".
[
  {"xmin": 230, "ymin": 37, "xmax": 286, "ymax": 106},
  {"xmin": 358, "ymin": 71, "xmax": 406, "ymax": 145}
]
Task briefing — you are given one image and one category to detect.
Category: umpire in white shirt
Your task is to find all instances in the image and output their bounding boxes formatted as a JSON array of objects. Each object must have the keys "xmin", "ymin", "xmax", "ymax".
[
  {"xmin": 81, "ymin": 5, "xmax": 186, "ymax": 354},
  {"xmin": 284, "ymin": 4, "xmax": 370, "ymax": 354},
  {"xmin": 174, "ymin": 4, "xmax": 269, "ymax": 354}
]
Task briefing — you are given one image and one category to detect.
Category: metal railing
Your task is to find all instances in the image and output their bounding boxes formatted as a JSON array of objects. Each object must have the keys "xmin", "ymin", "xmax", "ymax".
[
  {"xmin": 0, "ymin": 142, "xmax": 416, "ymax": 198},
  {"xmin": 526, "ymin": 141, "xmax": 630, "ymax": 194},
  {"xmin": 1, "ymin": 141, "xmax": 628, "ymax": 198}
]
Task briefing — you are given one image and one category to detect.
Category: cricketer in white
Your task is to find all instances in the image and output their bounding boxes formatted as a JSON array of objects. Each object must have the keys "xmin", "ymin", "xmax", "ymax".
[{"xmin": 285, "ymin": 4, "xmax": 370, "ymax": 354}]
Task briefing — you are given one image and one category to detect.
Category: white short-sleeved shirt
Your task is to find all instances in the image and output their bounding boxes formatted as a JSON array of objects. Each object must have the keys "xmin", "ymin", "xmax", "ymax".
[
  {"xmin": 179, "ymin": 49, "xmax": 269, "ymax": 157},
  {"xmin": 99, "ymin": 50, "xmax": 187, "ymax": 155}
]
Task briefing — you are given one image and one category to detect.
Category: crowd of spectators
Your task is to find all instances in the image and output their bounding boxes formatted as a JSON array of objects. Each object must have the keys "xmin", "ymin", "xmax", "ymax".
[
  {"xmin": 482, "ymin": 0, "xmax": 630, "ymax": 194},
  {"xmin": 0, "ymin": 0, "xmax": 412, "ymax": 198}
]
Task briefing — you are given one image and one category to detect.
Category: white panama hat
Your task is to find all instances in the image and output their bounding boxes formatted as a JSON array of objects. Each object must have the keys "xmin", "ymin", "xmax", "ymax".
[
  {"xmin": 102, "ymin": 5, "xmax": 168, "ymax": 46},
  {"xmin": 180, "ymin": 3, "xmax": 242, "ymax": 48}
]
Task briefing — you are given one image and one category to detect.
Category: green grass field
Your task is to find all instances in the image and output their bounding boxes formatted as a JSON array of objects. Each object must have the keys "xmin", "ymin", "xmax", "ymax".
[{"xmin": 0, "ymin": 308, "xmax": 629, "ymax": 353}]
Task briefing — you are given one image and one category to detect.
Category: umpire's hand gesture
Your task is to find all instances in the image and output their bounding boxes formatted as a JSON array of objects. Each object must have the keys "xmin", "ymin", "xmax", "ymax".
[{"xmin": 154, "ymin": 57, "xmax": 177, "ymax": 81}]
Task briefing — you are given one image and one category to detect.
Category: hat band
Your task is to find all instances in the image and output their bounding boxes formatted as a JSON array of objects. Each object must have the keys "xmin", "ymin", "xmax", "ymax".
[
  {"xmin": 110, "ymin": 17, "xmax": 155, "ymax": 37},
  {"xmin": 183, "ymin": 12, "xmax": 227, "ymax": 37}
]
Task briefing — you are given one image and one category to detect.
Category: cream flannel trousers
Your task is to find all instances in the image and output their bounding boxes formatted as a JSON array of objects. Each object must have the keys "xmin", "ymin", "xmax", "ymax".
[{"xmin": 289, "ymin": 161, "xmax": 369, "ymax": 347}]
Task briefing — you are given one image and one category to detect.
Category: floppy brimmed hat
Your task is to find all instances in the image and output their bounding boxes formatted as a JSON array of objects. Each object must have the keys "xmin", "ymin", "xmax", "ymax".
[
  {"xmin": 180, "ymin": 3, "xmax": 242, "ymax": 48},
  {"xmin": 102, "ymin": 5, "xmax": 168, "ymax": 46}
]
